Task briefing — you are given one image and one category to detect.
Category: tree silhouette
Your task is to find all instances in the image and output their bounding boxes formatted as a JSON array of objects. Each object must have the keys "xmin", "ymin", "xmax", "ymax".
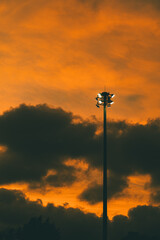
[{"xmin": 0, "ymin": 217, "xmax": 60, "ymax": 240}]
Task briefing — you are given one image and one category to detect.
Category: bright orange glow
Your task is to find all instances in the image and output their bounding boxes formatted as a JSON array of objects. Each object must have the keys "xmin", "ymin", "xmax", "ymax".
[{"xmin": 0, "ymin": 146, "xmax": 7, "ymax": 153}]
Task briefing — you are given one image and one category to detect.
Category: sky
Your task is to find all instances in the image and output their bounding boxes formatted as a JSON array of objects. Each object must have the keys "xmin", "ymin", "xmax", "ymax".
[{"xmin": 0, "ymin": 0, "xmax": 160, "ymax": 239}]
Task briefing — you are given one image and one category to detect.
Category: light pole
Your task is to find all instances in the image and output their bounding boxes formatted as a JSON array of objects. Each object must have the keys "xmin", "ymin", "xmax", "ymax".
[{"xmin": 96, "ymin": 92, "xmax": 115, "ymax": 240}]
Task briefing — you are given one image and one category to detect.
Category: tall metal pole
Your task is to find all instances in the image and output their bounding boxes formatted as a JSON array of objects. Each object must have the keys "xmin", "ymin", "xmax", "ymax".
[
  {"xmin": 96, "ymin": 91, "xmax": 114, "ymax": 240},
  {"xmin": 103, "ymin": 99, "xmax": 107, "ymax": 240}
]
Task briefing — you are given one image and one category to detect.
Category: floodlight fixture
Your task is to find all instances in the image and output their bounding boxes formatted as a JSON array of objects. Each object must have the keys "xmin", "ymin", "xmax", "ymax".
[
  {"xmin": 96, "ymin": 92, "xmax": 115, "ymax": 108},
  {"xmin": 98, "ymin": 93, "xmax": 102, "ymax": 98}
]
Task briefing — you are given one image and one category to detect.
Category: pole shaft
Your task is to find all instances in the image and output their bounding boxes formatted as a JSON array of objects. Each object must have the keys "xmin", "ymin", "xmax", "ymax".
[{"xmin": 103, "ymin": 104, "xmax": 107, "ymax": 240}]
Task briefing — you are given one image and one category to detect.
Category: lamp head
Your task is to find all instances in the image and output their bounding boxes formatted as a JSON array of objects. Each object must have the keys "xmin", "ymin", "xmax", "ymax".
[{"xmin": 95, "ymin": 91, "xmax": 115, "ymax": 108}]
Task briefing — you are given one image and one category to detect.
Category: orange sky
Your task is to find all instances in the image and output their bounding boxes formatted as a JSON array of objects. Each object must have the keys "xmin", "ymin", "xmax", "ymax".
[
  {"xmin": 0, "ymin": 0, "xmax": 160, "ymax": 122},
  {"xmin": 1, "ymin": 169, "xmax": 152, "ymax": 219},
  {"xmin": 0, "ymin": 0, "xmax": 160, "ymax": 219}
]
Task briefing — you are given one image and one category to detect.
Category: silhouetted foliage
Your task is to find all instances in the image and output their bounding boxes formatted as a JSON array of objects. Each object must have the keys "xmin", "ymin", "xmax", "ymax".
[{"xmin": 0, "ymin": 217, "xmax": 60, "ymax": 240}]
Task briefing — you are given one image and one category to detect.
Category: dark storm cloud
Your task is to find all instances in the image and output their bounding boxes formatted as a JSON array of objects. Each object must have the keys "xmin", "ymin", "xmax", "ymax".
[
  {"xmin": 45, "ymin": 166, "xmax": 76, "ymax": 187},
  {"xmin": 0, "ymin": 104, "xmax": 98, "ymax": 187},
  {"xmin": 79, "ymin": 118, "xmax": 160, "ymax": 203},
  {"xmin": 0, "ymin": 188, "xmax": 43, "ymax": 229},
  {"xmin": 150, "ymin": 191, "xmax": 160, "ymax": 203},
  {"xmin": 121, "ymin": 232, "xmax": 158, "ymax": 240},
  {"xmin": 106, "ymin": 119, "xmax": 160, "ymax": 182},
  {"xmin": 0, "ymin": 188, "xmax": 160, "ymax": 240},
  {"xmin": 79, "ymin": 183, "xmax": 102, "ymax": 204},
  {"xmin": 108, "ymin": 205, "xmax": 160, "ymax": 240},
  {"xmin": 0, "ymin": 104, "xmax": 160, "ymax": 201},
  {"xmin": 79, "ymin": 174, "xmax": 128, "ymax": 204},
  {"xmin": 0, "ymin": 188, "xmax": 101, "ymax": 240}
]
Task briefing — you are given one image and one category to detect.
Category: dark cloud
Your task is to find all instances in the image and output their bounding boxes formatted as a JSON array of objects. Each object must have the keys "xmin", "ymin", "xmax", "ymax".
[
  {"xmin": 105, "ymin": 119, "xmax": 160, "ymax": 201},
  {"xmin": 121, "ymin": 232, "xmax": 158, "ymax": 240},
  {"xmin": 79, "ymin": 183, "xmax": 102, "ymax": 204},
  {"xmin": 110, "ymin": 119, "xmax": 160, "ymax": 171},
  {"xmin": 115, "ymin": 0, "xmax": 160, "ymax": 11},
  {"xmin": 0, "ymin": 188, "xmax": 160, "ymax": 240},
  {"xmin": 0, "ymin": 104, "xmax": 160, "ymax": 200},
  {"xmin": 0, "ymin": 104, "xmax": 98, "ymax": 187},
  {"xmin": 0, "ymin": 188, "xmax": 43, "ymax": 229},
  {"xmin": 79, "ymin": 118, "xmax": 160, "ymax": 203},
  {"xmin": 0, "ymin": 188, "xmax": 102, "ymax": 240},
  {"xmin": 79, "ymin": 174, "xmax": 128, "ymax": 204},
  {"xmin": 45, "ymin": 166, "xmax": 76, "ymax": 187},
  {"xmin": 109, "ymin": 205, "xmax": 160, "ymax": 240},
  {"xmin": 108, "ymin": 173, "xmax": 128, "ymax": 199},
  {"xmin": 126, "ymin": 205, "xmax": 160, "ymax": 237},
  {"xmin": 150, "ymin": 191, "xmax": 160, "ymax": 203}
]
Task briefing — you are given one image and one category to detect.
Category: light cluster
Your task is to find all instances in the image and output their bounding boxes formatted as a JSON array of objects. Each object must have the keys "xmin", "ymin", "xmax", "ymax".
[{"xmin": 96, "ymin": 92, "xmax": 115, "ymax": 108}]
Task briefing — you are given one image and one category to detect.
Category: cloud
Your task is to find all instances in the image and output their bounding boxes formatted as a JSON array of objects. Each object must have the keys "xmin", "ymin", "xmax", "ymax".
[
  {"xmin": 118, "ymin": 0, "xmax": 160, "ymax": 10},
  {"xmin": 127, "ymin": 205, "xmax": 160, "ymax": 237},
  {"xmin": 0, "ymin": 188, "xmax": 160, "ymax": 240},
  {"xmin": 150, "ymin": 191, "xmax": 160, "ymax": 203},
  {"xmin": 0, "ymin": 188, "xmax": 102, "ymax": 240},
  {"xmin": 79, "ymin": 174, "xmax": 128, "ymax": 204},
  {"xmin": 45, "ymin": 166, "xmax": 77, "ymax": 187},
  {"xmin": 0, "ymin": 188, "xmax": 43, "ymax": 229},
  {"xmin": 121, "ymin": 232, "xmax": 158, "ymax": 240},
  {"xmin": 109, "ymin": 205, "xmax": 160, "ymax": 240},
  {"xmin": 106, "ymin": 119, "xmax": 160, "ymax": 180},
  {"xmin": 78, "ymin": 118, "xmax": 160, "ymax": 203},
  {"xmin": 0, "ymin": 104, "xmax": 160, "ymax": 201},
  {"xmin": 0, "ymin": 104, "xmax": 98, "ymax": 188},
  {"xmin": 79, "ymin": 183, "xmax": 102, "ymax": 204}
]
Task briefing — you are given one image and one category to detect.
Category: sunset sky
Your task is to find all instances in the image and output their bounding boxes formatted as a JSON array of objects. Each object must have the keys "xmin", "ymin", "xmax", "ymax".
[{"xmin": 0, "ymin": 0, "xmax": 160, "ymax": 239}]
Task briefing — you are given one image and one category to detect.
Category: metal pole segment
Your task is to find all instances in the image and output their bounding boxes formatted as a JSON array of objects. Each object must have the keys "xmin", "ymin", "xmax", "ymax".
[
  {"xmin": 103, "ymin": 102, "xmax": 107, "ymax": 240},
  {"xmin": 96, "ymin": 91, "xmax": 114, "ymax": 240}
]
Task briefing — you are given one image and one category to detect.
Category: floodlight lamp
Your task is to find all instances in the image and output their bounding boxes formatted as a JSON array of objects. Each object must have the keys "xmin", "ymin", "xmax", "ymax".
[
  {"xmin": 96, "ymin": 91, "xmax": 115, "ymax": 108},
  {"xmin": 97, "ymin": 93, "xmax": 102, "ymax": 98}
]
